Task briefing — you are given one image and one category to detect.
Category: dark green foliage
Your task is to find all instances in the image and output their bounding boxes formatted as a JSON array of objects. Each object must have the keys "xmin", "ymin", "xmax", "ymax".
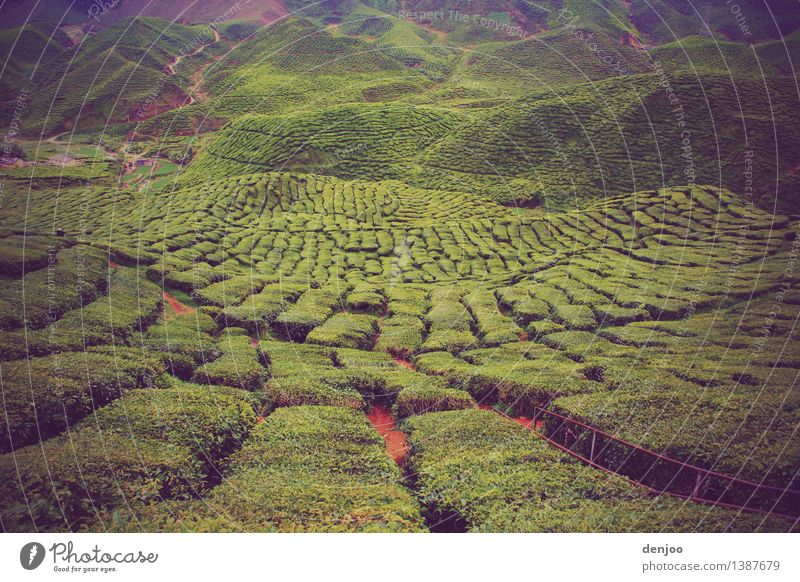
[
  {"xmin": 220, "ymin": 281, "xmax": 306, "ymax": 333},
  {"xmin": 79, "ymin": 383, "xmax": 257, "ymax": 478},
  {"xmin": 345, "ymin": 287, "xmax": 386, "ymax": 314},
  {"xmin": 141, "ymin": 312, "xmax": 220, "ymax": 379},
  {"xmin": 393, "ymin": 384, "xmax": 475, "ymax": 418},
  {"xmin": 0, "ymin": 429, "xmax": 204, "ymax": 532},
  {"xmin": 192, "ymin": 332, "xmax": 268, "ymax": 390},
  {"xmin": 0, "ymin": 244, "xmax": 108, "ymax": 331},
  {"xmin": 422, "ymin": 289, "xmax": 478, "ymax": 353},
  {"xmin": 0, "ymin": 266, "xmax": 163, "ymax": 358},
  {"xmin": 403, "ymin": 410, "xmax": 793, "ymax": 532},
  {"xmin": 375, "ymin": 315, "xmax": 425, "ymax": 357},
  {"xmin": 259, "ymin": 340, "xmax": 363, "ymax": 408},
  {"xmin": 0, "ymin": 235, "xmax": 65, "ymax": 276},
  {"xmin": 193, "ymin": 274, "xmax": 273, "ymax": 307},
  {"xmin": 2, "ymin": 7, "xmax": 799, "ymax": 534},
  {"xmin": 0, "ymin": 348, "xmax": 169, "ymax": 453},
  {"xmin": 101, "ymin": 406, "xmax": 426, "ymax": 532},
  {"xmin": 272, "ymin": 286, "xmax": 346, "ymax": 341},
  {"xmin": 306, "ymin": 313, "xmax": 377, "ymax": 350},
  {"xmin": 415, "ymin": 342, "xmax": 604, "ymax": 411},
  {"xmin": 464, "ymin": 289, "xmax": 522, "ymax": 346},
  {"xmin": 20, "ymin": 18, "xmax": 214, "ymax": 135}
]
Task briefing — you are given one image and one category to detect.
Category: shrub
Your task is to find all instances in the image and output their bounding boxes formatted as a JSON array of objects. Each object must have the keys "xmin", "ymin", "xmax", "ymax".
[
  {"xmin": 192, "ymin": 333, "xmax": 268, "ymax": 390},
  {"xmin": 192, "ymin": 274, "xmax": 272, "ymax": 307},
  {"xmin": 1, "ymin": 267, "xmax": 163, "ymax": 357},
  {"xmin": 393, "ymin": 385, "xmax": 475, "ymax": 418},
  {"xmin": 551, "ymin": 303, "xmax": 597, "ymax": 330},
  {"xmin": 463, "ymin": 289, "xmax": 522, "ymax": 346},
  {"xmin": 550, "ymin": 382, "xmax": 800, "ymax": 489},
  {"xmin": 402, "ymin": 410, "xmax": 790, "ymax": 532},
  {"xmin": 332, "ymin": 348, "xmax": 396, "ymax": 369},
  {"xmin": 386, "ymin": 287, "xmax": 428, "ymax": 317},
  {"xmin": 512, "ymin": 297, "xmax": 551, "ymax": 325},
  {"xmin": 102, "ymin": 407, "xmax": 426, "ymax": 532},
  {"xmin": 0, "ymin": 244, "xmax": 108, "ymax": 330},
  {"xmin": 375, "ymin": 315, "xmax": 425, "ymax": 357},
  {"xmin": 421, "ymin": 329, "xmax": 480, "ymax": 353},
  {"xmin": 272, "ymin": 286, "xmax": 345, "ymax": 341},
  {"xmin": 525, "ymin": 320, "xmax": 566, "ymax": 338},
  {"xmin": 593, "ymin": 304, "xmax": 650, "ymax": 325},
  {"xmin": 0, "ymin": 235, "xmax": 64, "ymax": 276},
  {"xmin": 306, "ymin": 313, "xmax": 377, "ymax": 350},
  {"xmin": 0, "ymin": 429, "xmax": 203, "ymax": 532},
  {"xmin": 260, "ymin": 340, "xmax": 336, "ymax": 375},
  {"xmin": 79, "ymin": 383, "xmax": 257, "ymax": 478},
  {"xmin": 141, "ymin": 312, "xmax": 220, "ymax": 379},
  {"xmin": 0, "ymin": 349, "xmax": 169, "ymax": 453},
  {"xmin": 414, "ymin": 348, "xmax": 602, "ymax": 411},
  {"xmin": 220, "ymin": 282, "xmax": 305, "ymax": 333}
]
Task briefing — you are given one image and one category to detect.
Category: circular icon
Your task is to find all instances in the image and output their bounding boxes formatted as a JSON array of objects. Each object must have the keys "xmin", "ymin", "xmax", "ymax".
[{"xmin": 20, "ymin": 542, "xmax": 46, "ymax": 570}]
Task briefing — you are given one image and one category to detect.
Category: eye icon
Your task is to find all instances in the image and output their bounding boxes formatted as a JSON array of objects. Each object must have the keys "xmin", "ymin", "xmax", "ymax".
[{"xmin": 20, "ymin": 542, "xmax": 46, "ymax": 570}]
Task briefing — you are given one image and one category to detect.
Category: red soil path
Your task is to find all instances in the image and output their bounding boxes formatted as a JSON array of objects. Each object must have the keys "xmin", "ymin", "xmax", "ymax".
[
  {"xmin": 367, "ymin": 403, "xmax": 408, "ymax": 465},
  {"xmin": 478, "ymin": 404, "xmax": 543, "ymax": 430},
  {"xmin": 393, "ymin": 356, "xmax": 415, "ymax": 370},
  {"xmin": 163, "ymin": 291, "xmax": 195, "ymax": 316}
]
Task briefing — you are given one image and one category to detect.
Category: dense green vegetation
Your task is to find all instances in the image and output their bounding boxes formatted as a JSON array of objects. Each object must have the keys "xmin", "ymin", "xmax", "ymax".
[
  {"xmin": 1, "ymin": 1, "xmax": 798, "ymax": 533},
  {"xmin": 403, "ymin": 409, "xmax": 793, "ymax": 532}
]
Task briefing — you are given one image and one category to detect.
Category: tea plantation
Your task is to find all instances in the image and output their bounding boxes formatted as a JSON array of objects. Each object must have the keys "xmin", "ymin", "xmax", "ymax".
[{"xmin": 1, "ymin": 2, "xmax": 798, "ymax": 533}]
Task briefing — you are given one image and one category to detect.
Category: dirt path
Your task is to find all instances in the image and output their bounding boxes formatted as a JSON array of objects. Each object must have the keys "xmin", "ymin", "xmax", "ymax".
[
  {"xmin": 478, "ymin": 403, "xmax": 543, "ymax": 430},
  {"xmin": 163, "ymin": 291, "xmax": 195, "ymax": 316},
  {"xmin": 367, "ymin": 403, "xmax": 409, "ymax": 465},
  {"xmin": 167, "ymin": 30, "xmax": 218, "ymax": 75},
  {"xmin": 393, "ymin": 356, "xmax": 415, "ymax": 370}
]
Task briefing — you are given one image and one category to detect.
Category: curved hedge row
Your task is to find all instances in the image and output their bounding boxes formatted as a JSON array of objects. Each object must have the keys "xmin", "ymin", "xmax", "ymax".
[{"xmin": 0, "ymin": 348, "xmax": 170, "ymax": 453}]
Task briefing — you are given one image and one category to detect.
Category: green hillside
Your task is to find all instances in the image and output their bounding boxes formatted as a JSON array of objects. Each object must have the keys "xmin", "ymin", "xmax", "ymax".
[
  {"xmin": 418, "ymin": 73, "xmax": 800, "ymax": 210},
  {"xmin": 1, "ymin": 4, "xmax": 799, "ymax": 534},
  {"xmin": 0, "ymin": 22, "xmax": 70, "ymax": 101},
  {"xmin": 9, "ymin": 17, "xmax": 214, "ymax": 134}
]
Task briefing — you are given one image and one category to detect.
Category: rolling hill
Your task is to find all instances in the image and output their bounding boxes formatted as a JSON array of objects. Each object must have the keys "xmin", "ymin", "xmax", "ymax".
[{"xmin": 1, "ymin": 3, "xmax": 799, "ymax": 534}]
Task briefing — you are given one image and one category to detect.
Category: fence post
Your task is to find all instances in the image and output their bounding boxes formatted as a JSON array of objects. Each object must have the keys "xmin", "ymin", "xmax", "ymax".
[
  {"xmin": 589, "ymin": 431, "xmax": 597, "ymax": 463},
  {"xmin": 692, "ymin": 471, "xmax": 706, "ymax": 500}
]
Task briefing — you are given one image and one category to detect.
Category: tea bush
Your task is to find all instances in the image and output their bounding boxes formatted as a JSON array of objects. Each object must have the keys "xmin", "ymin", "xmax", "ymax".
[
  {"xmin": 0, "ymin": 348, "xmax": 169, "ymax": 453},
  {"xmin": 192, "ymin": 332, "xmax": 268, "ymax": 390},
  {"xmin": 101, "ymin": 407, "xmax": 426, "ymax": 532},
  {"xmin": 403, "ymin": 410, "xmax": 792, "ymax": 532}
]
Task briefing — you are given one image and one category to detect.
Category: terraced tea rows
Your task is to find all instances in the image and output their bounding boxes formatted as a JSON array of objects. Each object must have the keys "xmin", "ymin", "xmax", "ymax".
[
  {"xmin": 1, "ymin": 173, "xmax": 796, "ymax": 531},
  {"xmin": 2, "ymin": 5, "xmax": 799, "ymax": 535}
]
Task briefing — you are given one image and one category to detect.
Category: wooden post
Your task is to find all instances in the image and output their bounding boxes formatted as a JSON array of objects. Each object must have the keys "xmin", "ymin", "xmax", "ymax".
[{"xmin": 692, "ymin": 471, "xmax": 705, "ymax": 500}]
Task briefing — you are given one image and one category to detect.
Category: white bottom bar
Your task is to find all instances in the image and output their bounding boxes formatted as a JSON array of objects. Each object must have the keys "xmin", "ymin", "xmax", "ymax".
[{"xmin": 1, "ymin": 533, "xmax": 797, "ymax": 581}]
